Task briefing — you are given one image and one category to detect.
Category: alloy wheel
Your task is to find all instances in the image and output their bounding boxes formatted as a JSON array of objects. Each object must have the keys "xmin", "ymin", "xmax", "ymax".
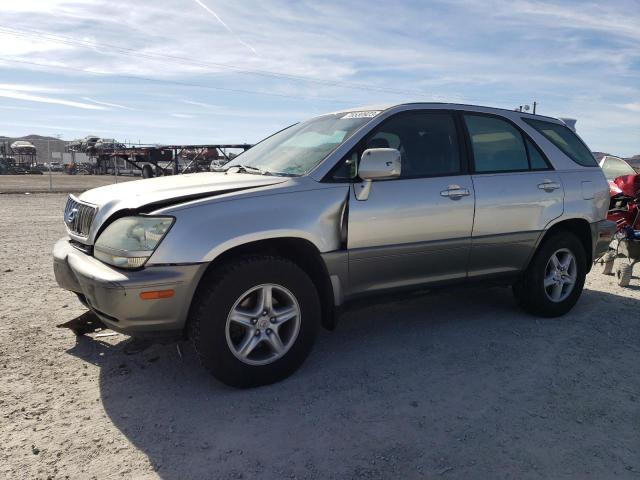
[
  {"xmin": 543, "ymin": 248, "xmax": 577, "ymax": 302},
  {"xmin": 225, "ymin": 284, "xmax": 301, "ymax": 366}
]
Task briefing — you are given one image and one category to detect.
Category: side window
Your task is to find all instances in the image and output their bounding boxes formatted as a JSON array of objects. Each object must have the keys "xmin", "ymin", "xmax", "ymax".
[
  {"xmin": 464, "ymin": 114, "xmax": 529, "ymax": 172},
  {"xmin": 331, "ymin": 112, "xmax": 462, "ymax": 180},
  {"xmin": 526, "ymin": 139, "xmax": 549, "ymax": 170},
  {"xmin": 523, "ymin": 118, "xmax": 597, "ymax": 167}
]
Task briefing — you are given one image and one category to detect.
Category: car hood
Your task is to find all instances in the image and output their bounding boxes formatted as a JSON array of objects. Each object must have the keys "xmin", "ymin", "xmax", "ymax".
[
  {"xmin": 72, "ymin": 172, "xmax": 291, "ymax": 244},
  {"xmin": 79, "ymin": 172, "xmax": 289, "ymax": 211}
]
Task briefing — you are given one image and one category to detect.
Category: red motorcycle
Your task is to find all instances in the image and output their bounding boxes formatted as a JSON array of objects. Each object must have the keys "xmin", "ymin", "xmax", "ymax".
[{"xmin": 602, "ymin": 173, "xmax": 640, "ymax": 286}]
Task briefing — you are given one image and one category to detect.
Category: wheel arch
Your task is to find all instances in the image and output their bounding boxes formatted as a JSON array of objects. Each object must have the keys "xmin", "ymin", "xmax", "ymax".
[
  {"xmin": 531, "ymin": 217, "xmax": 594, "ymax": 272},
  {"xmin": 187, "ymin": 237, "xmax": 336, "ymax": 332}
]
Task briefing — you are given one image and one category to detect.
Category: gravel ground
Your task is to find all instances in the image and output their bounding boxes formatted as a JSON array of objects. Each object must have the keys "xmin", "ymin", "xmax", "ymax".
[
  {"xmin": 0, "ymin": 173, "xmax": 135, "ymax": 194},
  {"xmin": 1, "ymin": 193, "xmax": 639, "ymax": 480}
]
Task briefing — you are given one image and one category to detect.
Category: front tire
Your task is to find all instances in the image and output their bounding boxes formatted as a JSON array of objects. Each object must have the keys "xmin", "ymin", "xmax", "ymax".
[
  {"xmin": 513, "ymin": 231, "xmax": 587, "ymax": 317},
  {"xmin": 189, "ymin": 256, "xmax": 320, "ymax": 388}
]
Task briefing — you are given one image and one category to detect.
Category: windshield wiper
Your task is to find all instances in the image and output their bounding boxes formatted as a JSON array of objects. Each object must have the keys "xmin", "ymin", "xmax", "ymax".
[
  {"xmin": 224, "ymin": 164, "xmax": 298, "ymax": 177},
  {"xmin": 225, "ymin": 164, "xmax": 269, "ymax": 175}
]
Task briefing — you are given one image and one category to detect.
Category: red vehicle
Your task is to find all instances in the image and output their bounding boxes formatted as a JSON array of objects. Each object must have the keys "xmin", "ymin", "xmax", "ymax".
[
  {"xmin": 607, "ymin": 173, "xmax": 640, "ymax": 230},
  {"xmin": 601, "ymin": 170, "xmax": 640, "ymax": 286}
]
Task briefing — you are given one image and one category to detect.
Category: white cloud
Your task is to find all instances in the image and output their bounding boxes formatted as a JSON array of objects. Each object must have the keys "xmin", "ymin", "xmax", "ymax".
[
  {"xmin": 183, "ymin": 99, "xmax": 219, "ymax": 108},
  {"xmin": 82, "ymin": 97, "xmax": 134, "ymax": 110},
  {"xmin": 192, "ymin": 0, "xmax": 257, "ymax": 55},
  {"xmin": 0, "ymin": 0, "xmax": 637, "ymax": 154},
  {"xmin": 621, "ymin": 103, "xmax": 640, "ymax": 113},
  {"xmin": 0, "ymin": 89, "xmax": 106, "ymax": 110},
  {"xmin": 0, "ymin": 83, "xmax": 63, "ymax": 93}
]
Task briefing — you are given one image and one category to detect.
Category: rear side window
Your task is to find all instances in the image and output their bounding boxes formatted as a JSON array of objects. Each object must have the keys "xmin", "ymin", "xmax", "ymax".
[
  {"xmin": 526, "ymin": 139, "xmax": 549, "ymax": 170},
  {"xmin": 464, "ymin": 115, "xmax": 529, "ymax": 172},
  {"xmin": 524, "ymin": 118, "xmax": 597, "ymax": 167}
]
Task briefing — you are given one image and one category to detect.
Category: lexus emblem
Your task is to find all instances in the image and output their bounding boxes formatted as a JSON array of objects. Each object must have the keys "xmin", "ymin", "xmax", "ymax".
[{"xmin": 66, "ymin": 208, "xmax": 78, "ymax": 225}]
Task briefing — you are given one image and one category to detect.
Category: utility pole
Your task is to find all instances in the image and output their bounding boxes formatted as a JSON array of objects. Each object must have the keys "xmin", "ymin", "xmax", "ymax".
[{"xmin": 46, "ymin": 138, "xmax": 53, "ymax": 191}]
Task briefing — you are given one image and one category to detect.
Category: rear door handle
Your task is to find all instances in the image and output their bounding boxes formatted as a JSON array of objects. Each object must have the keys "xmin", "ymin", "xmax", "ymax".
[
  {"xmin": 440, "ymin": 184, "xmax": 470, "ymax": 199},
  {"xmin": 538, "ymin": 180, "xmax": 561, "ymax": 192}
]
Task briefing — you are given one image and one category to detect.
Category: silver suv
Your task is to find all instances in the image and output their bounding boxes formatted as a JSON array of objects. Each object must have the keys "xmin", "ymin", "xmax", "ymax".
[{"xmin": 53, "ymin": 103, "xmax": 614, "ymax": 387}]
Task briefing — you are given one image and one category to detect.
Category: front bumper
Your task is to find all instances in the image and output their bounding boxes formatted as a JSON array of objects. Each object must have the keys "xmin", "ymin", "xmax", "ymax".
[
  {"xmin": 53, "ymin": 237, "xmax": 206, "ymax": 335},
  {"xmin": 591, "ymin": 219, "xmax": 617, "ymax": 261}
]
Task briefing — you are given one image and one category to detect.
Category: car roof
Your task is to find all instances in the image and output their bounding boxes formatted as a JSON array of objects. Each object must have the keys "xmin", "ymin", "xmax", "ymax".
[{"xmin": 328, "ymin": 102, "xmax": 562, "ymax": 123}]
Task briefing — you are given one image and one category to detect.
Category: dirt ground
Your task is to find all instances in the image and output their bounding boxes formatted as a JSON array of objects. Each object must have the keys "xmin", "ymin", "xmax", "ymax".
[
  {"xmin": 0, "ymin": 173, "xmax": 135, "ymax": 194},
  {"xmin": 0, "ymin": 193, "xmax": 638, "ymax": 480}
]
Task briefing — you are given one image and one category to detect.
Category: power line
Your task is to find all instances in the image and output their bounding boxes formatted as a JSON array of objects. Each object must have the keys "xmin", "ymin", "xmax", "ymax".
[{"xmin": 0, "ymin": 25, "xmax": 436, "ymax": 98}]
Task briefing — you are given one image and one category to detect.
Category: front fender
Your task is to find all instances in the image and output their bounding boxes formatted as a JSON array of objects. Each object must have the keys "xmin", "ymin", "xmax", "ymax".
[{"xmin": 148, "ymin": 185, "xmax": 349, "ymax": 265}]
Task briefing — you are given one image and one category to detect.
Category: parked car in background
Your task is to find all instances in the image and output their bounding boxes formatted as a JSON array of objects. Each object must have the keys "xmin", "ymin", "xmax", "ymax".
[
  {"xmin": 599, "ymin": 155, "xmax": 637, "ymax": 183},
  {"xmin": 27, "ymin": 165, "xmax": 44, "ymax": 175},
  {"xmin": 9, "ymin": 165, "xmax": 27, "ymax": 175},
  {"xmin": 53, "ymin": 103, "xmax": 614, "ymax": 387},
  {"xmin": 626, "ymin": 157, "xmax": 640, "ymax": 173}
]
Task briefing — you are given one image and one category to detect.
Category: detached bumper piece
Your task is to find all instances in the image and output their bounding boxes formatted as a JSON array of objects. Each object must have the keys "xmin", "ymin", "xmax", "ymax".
[{"xmin": 53, "ymin": 237, "xmax": 205, "ymax": 336}]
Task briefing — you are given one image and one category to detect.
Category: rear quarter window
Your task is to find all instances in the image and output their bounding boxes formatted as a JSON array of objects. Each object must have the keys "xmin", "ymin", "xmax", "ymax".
[{"xmin": 523, "ymin": 118, "xmax": 597, "ymax": 167}]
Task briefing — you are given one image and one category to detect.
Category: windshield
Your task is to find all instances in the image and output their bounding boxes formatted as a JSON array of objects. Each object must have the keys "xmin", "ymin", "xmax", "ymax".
[
  {"xmin": 224, "ymin": 112, "xmax": 380, "ymax": 176},
  {"xmin": 601, "ymin": 156, "xmax": 636, "ymax": 180}
]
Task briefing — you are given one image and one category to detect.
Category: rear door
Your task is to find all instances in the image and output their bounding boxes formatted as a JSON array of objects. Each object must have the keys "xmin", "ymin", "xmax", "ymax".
[
  {"xmin": 345, "ymin": 110, "xmax": 475, "ymax": 295},
  {"xmin": 463, "ymin": 113, "xmax": 564, "ymax": 278}
]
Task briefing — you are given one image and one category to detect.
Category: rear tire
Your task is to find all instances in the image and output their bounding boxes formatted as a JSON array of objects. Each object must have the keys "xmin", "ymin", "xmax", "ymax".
[
  {"xmin": 513, "ymin": 231, "xmax": 587, "ymax": 317},
  {"xmin": 189, "ymin": 256, "xmax": 320, "ymax": 388}
]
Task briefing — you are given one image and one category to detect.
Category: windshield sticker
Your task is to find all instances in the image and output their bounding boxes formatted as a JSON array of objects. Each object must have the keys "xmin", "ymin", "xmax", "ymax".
[{"xmin": 341, "ymin": 110, "xmax": 382, "ymax": 119}]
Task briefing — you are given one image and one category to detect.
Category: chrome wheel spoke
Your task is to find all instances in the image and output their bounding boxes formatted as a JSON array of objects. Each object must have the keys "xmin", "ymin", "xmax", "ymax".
[
  {"xmin": 266, "ymin": 330, "xmax": 285, "ymax": 354},
  {"xmin": 272, "ymin": 305, "xmax": 297, "ymax": 325},
  {"xmin": 550, "ymin": 254, "xmax": 560, "ymax": 269},
  {"xmin": 544, "ymin": 274, "xmax": 556, "ymax": 288},
  {"xmin": 238, "ymin": 334, "xmax": 261, "ymax": 358},
  {"xmin": 551, "ymin": 282, "xmax": 563, "ymax": 301},
  {"xmin": 228, "ymin": 309, "xmax": 255, "ymax": 327},
  {"xmin": 255, "ymin": 285, "xmax": 273, "ymax": 313}
]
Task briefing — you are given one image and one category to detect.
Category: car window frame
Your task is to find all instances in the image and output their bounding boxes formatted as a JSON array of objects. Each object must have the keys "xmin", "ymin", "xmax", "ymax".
[
  {"xmin": 460, "ymin": 111, "xmax": 553, "ymax": 175},
  {"xmin": 323, "ymin": 109, "xmax": 470, "ymax": 183},
  {"xmin": 522, "ymin": 117, "xmax": 597, "ymax": 168}
]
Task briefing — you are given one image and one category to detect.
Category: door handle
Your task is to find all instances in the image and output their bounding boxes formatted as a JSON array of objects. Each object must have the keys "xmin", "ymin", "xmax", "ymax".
[
  {"xmin": 538, "ymin": 180, "xmax": 561, "ymax": 192},
  {"xmin": 440, "ymin": 185, "xmax": 470, "ymax": 199}
]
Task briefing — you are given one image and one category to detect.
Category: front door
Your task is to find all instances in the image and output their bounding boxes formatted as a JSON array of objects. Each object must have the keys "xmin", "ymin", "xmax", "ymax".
[{"xmin": 345, "ymin": 110, "xmax": 475, "ymax": 296}]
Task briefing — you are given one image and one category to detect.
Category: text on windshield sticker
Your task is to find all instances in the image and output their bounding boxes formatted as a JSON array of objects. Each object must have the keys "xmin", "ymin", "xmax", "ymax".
[{"xmin": 341, "ymin": 111, "xmax": 382, "ymax": 119}]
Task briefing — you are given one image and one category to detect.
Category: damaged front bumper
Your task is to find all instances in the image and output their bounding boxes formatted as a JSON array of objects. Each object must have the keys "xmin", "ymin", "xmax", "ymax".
[{"xmin": 53, "ymin": 237, "xmax": 206, "ymax": 336}]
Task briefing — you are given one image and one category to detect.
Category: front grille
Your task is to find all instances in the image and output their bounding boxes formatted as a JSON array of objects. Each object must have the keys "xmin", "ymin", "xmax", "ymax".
[{"xmin": 64, "ymin": 195, "xmax": 97, "ymax": 238}]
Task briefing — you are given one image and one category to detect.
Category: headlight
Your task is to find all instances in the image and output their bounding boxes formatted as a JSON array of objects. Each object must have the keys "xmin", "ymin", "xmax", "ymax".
[{"xmin": 94, "ymin": 216, "xmax": 174, "ymax": 269}]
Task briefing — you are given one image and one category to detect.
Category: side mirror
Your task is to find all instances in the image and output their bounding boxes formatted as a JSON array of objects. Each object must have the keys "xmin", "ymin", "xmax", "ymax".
[
  {"xmin": 354, "ymin": 148, "xmax": 401, "ymax": 201},
  {"xmin": 358, "ymin": 148, "xmax": 401, "ymax": 180}
]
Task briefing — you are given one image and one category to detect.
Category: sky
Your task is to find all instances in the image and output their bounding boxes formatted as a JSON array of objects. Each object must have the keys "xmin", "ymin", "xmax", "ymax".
[{"xmin": 0, "ymin": 0, "xmax": 638, "ymax": 156}]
